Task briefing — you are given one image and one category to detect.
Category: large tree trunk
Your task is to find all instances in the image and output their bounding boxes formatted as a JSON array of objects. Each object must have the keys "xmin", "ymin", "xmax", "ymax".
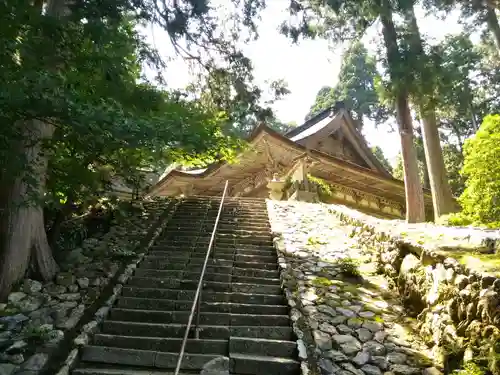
[
  {"xmin": 379, "ymin": 0, "xmax": 425, "ymax": 223},
  {"xmin": 485, "ymin": 6, "xmax": 500, "ymax": 50},
  {"xmin": 0, "ymin": 0, "xmax": 69, "ymax": 300},
  {"xmin": 420, "ymin": 109, "xmax": 458, "ymax": 216},
  {"xmin": 0, "ymin": 120, "xmax": 59, "ymax": 299},
  {"xmin": 403, "ymin": 6, "xmax": 458, "ymax": 218}
]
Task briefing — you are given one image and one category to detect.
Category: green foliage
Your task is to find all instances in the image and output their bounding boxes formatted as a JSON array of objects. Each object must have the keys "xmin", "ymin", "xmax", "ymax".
[
  {"xmin": 22, "ymin": 324, "xmax": 53, "ymax": 344},
  {"xmin": 442, "ymin": 144, "xmax": 466, "ymax": 197},
  {"xmin": 454, "ymin": 362, "xmax": 485, "ymax": 375},
  {"xmin": 307, "ymin": 175, "xmax": 334, "ymax": 197},
  {"xmin": 306, "ymin": 42, "xmax": 390, "ymax": 127},
  {"xmin": 335, "ymin": 257, "xmax": 361, "ymax": 277},
  {"xmin": 371, "ymin": 146, "xmax": 393, "ymax": 174},
  {"xmin": 436, "ymin": 213, "xmax": 473, "ymax": 227},
  {"xmin": 459, "ymin": 114, "xmax": 500, "ymax": 228}
]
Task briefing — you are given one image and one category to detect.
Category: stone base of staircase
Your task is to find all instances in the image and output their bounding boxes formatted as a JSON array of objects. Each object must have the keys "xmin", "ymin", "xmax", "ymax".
[{"xmin": 71, "ymin": 197, "xmax": 299, "ymax": 375}]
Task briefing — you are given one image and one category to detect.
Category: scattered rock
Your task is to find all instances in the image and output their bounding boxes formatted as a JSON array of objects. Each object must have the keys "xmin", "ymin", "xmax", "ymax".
[
  {"xmin": 355, "ymin": 328, "xmax": 373, "ymax": 342},
  {"xmin": 390, "ymin": 364, "xmax": 421, "ymax": 375},
  {"xmin": 21, "ymin": 353, "xmax": 49, "ymax": 371},
  {"xmin": 200, "ymin": 356, "xmax": 229, "ymax": 375},
  {"xmin": 23, "ymin": 279, "xmax": 42, "ymax": 294},
  {"xmin": 362, "ymin": 364, "xmax": 383, "ymax": 375},
  {"xmin": 0, "ymin": 363, "xmax": 17, "ymax": 375},
  {"xmin": 77, "ymin": 277, "xmax": 90, "ymax": 289},
  {"xmin": 57, "ymin": 273, "xmax": 76, "ymax": 287},
  {"xmin": 352, "ymin": 351, "xmax": 370, "ymax": 366},
  {"xmin": 16, "ymin": 296, "xmax": 43, "ymax": 313},
  {"xmin": 314, "ymin": 330, "xmax": 332, "ymax": 350},
  {"xmin": 297, "ymin": 339, "xmax": 307, "ymax": 360},
  {"xmin": 8, "ymin": 292, "xmax": 26, "ymax": 304}
]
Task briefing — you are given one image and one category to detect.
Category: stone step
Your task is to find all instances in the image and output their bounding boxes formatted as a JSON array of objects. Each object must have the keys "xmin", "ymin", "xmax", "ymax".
[
  {"xmin": 217, "ymin": 223, "xmax": 270, "ymax": 231},
  {"xmin": 133, "ymin": 270, "xmax": 280, "ymax": 285},
  {"xmin": 153, "ymin": 238, "xmax": 273, "ymax": 247},
  {"xmin": 139, "ymin": 258, "xmax": 278, "ymax": 271},
  {"xmin": 150, "ymin": 244, "xmax": 276, "ymax": 254},
  {"xmin": 160, "ymin": 229, "xmax": 272, "ymax": 237},
  {"xmin": 135, "ymin": 262, "xmax": 280, "ymax": 277},
  {"xmin": 102, "ymin": 321, "xmax": 294, "ymax": 340},
  {"xmin": 148, "ymin": 247, "xmax": 276, "ymax": 257},
  {"xmin": 229, "ymin": 337, "xmax": 297, "ymax": 358},
  {"xmin": 81, "ymin": 346, "xmax": 217, "ymax": 370},
  {"xmin": 155, "ymin": 235, "xmax": 274, "ymax": 245},
  {"xmin": 140, "ymin": 258, "xmax": 234, "ymax": 269},
  {"xmin": 229, "ymin": 353, "xmax": 300, "ymax": 375},
  {"xmin": 121, "ymin": 288, "xmax": 285, "ymax": 305},
  {"xmin": 93, "ymin": 334, "xmax": 227, "ymax": 354},
  {"xmin": 73, "ymin": 364, "xmax": 195, "ymax": 375},
  {"xmin": 109, "ymin": 309, "xmax": 291, "ymax": 326},
  {"xmin": 127, "ymin": 277, "xmax": 282, "ymax": 294},
  {"xmin": 142, "ymin": 252, "xmax": 277, "ymax": 264},
  {"xmin": 116, "ymin": 298, "xmax": 288, "ymax": 315}
]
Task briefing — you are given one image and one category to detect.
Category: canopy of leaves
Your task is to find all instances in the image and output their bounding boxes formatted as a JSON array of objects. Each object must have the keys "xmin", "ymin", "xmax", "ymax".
[
  {"xmin": 0, "ymin": 0, "xmax": 282, "ymax": 217},
  {"xmin": 306, "ymin": 42, "xmax": 390, "ymax": 127},
  {"xmin": 459, "ymin": 114, "xmax": 500, "ymax": 227}
]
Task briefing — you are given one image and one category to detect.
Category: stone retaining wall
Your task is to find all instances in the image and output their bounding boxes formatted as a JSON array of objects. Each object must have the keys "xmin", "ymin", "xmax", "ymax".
[
  {"xmin": 329, "ymin": 204, "xmax": 500, "ymax": 374},
  {"xmin": 0, "ymin": 199, "xmax": 174, "ymax": 375},
  {"xmin": 267, "ymin": 201, "xmax": 438, "ymax": 375}
]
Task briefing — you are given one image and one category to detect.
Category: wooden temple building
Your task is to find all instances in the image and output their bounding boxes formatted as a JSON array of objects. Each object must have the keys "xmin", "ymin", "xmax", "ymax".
[{"xmin": 147, "ymin": 103, "xmax": 432, "ymax": 219}]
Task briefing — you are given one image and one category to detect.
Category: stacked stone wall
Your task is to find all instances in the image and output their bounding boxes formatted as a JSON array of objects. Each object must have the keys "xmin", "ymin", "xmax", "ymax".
[
  {"xmin": 0, "ymin": 199, "xmax": 175, "ymax": 375},
  {"xmin": 329, "ymin": 205, "xmax": 500, "ymax": 374}
]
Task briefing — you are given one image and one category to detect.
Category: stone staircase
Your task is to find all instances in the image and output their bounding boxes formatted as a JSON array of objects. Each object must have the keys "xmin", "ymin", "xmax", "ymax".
[{"xmin": 72, "ymin": 196, "xmax": 300, "ymax": 375}]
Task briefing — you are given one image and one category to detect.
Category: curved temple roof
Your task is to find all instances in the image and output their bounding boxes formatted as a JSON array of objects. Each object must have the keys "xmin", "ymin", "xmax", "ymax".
[{"xmin": 147, "ymin": 107, "xmax": 432, "ymax": 207}]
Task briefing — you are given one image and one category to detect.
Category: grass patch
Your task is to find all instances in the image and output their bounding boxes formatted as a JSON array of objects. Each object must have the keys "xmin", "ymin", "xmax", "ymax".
[
  {"xmin": 311, "ymin": 277, "xmax": 334, "ymax": 288},
  {"xmin": 23, "ymin": 324, "xmax": 52, "ymax": 344},
  {"xmin": 444, "ymin": 251, "xmax": 500, "ymax": 276},
  {"xmin": 336, "ymin": 257, "xmax": 361, "ymax": 277}
]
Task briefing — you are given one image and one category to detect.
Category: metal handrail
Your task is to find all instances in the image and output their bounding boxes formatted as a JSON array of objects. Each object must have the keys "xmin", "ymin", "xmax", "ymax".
[{"xmin": 173, "ymin": 180, "xmax": 229, "ymax": 375}]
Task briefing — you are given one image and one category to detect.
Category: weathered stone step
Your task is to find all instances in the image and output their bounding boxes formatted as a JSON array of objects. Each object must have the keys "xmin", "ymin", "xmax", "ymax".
[
  {"xmin": 109, "ymin": 309, "xmax": 291, "ymax": 326},
  {"xmin": 217, "ymin": 223, "xmax": 270, "ymax": 231},
  {"xmin": 140, "ymin": 258, "xmax": 234, "ymax": 269},
  {"xmin": 136, "ymin": 263, "xmax": 279, "ymax": 278},
  {"xmin": 143, "ymin": 252, "xmax": 276, "ymax": 264},
  {"xmin": 116, "ymin": 298, "xmax": 288, "ymax": 315},
  {"xmin": 133, "ymin": 269, "xmax": 280, "ymax": 285},
  {"xmin": 154, "ymin": 238, "xmax": 273, "ymax": 247},
  {"xmin": 151, "ymin": 244, "xmax": 276, "ymax": 253},
  {"xmin": 230, "ymin": 337, "xmax": 297, "ymax": 358},
  {"xmin": 161, "ymin": 228, "xmax": 272, "ymax": 237},
  {"xmin": 140, "ymin": 258, "xmax": 278, "ymax": 271},
  {"xmin": 93, "ymin": 334, "xmax": 227, "ymax": 354},
  {"xmin": 81, "ymin": 346, "xmax": 217, "ymax": 370},
  {"xmin": 156, "ymin": 234, "xmax": 274, "ymax": 244},
  {"xmin": 102, "ymin": 321, "xmax": 294, "ymax": 340},
  {"xmin": 121, "ymin": 287, "xmax": 285, "ymax": 305},
  {"xmin": 149, "ymin": 247, "xmax": 276, "ymax": 257},
  {"xmin": 229, "ymin": 353, "xmax": 300, "ymax": 375},
  {"xmin": 73, "ymin": 364, "xmax": 195, "ymax": 375},
  {"xmin": 127, "ymin": 277, "xmax": 282, "ymax": 294}
]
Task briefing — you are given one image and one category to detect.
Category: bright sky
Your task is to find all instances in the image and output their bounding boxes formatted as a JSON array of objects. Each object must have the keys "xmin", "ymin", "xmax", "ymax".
[{"xmin": 145, "ymin": 1, "xmax": 465, "ymax": 166}]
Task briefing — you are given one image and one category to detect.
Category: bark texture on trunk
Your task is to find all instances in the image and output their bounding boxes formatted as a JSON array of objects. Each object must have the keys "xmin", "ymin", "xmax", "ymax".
[
  {"xmin": 379, "ymin": 0, "xmax": 426, "ymax": 223},
  {"xmin": 403, "ymin": 6, "xmax": 458, "ymax": 218},
  {"xmin": 420, "ymin": 109, "xmax": 459, "ymax": 217},
  {"xmin": 395, "ymin": 97, "xmax": 426, "ymax": 223},
  {"xmin": 485, "ymin": 6, "xmax": 500, "ymax": 51},
  {"xmin": 0, "ymin": 120, "xmax": 59, "ymax": 299}
]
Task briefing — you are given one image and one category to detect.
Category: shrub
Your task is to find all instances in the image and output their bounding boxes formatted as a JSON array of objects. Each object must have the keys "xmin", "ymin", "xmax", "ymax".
[{"xmin": 458, "ymin": 115, "xmax": 500, "ymax": 228}]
